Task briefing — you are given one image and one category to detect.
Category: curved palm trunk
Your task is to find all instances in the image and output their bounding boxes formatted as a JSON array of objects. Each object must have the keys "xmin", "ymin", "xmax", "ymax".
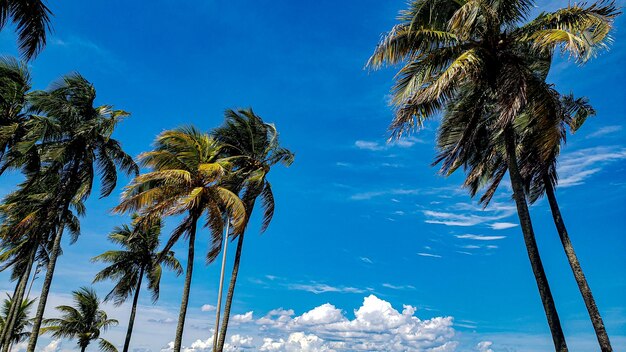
[
  {"xmin": 504, "ymin": 130, "xmax": 567, "ymax": 351},
  {"xmin": 212, "ymin": 219, "xmax": 230, "ymax": 351},
  {"xmin": 216, "ymin": 231, "xmax": 245, "ymax": 352},
  {"xmin": 0, "ymin": 245, "xmax": 36, "ymax": 350},
  {"xmin": 173, "ymin": 217, "xmax": 198, "ymax": 352},
  {"xmin": 26, "ymin": 225, "xmax": 65, "ymax": 352},
  {"xmin": 123, "ymin": 268, "xmax": 144, "ymax": 352},
  {"xmin": 543, "ymin": 175, "xmax": 612, "ymax": 351}
]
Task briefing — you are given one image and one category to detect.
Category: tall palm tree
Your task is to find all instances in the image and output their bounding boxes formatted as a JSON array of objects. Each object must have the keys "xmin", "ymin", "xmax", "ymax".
[
  {"xmin": 212, "ymin": 109, "xmax": 294, "ymax": 352},
  {"xmin": 92, "ymin": 215, "xmax": 183, "ymax": 352},
  {"xmin": 114, "ymin": 126, "xmax": 246, "ymax": 352},
  {"xmin": 41, "ymin": 287, "xmax": 118, "ymax": 352},
  {"xmin": 367, "ymin": 0, "xmax": 618, "ymax": 350},
  {"xmin": 0, "ymin": 294, "xmax": 34, "ymax": 350},
  {"xmin": 0, "ymin": 174, "xmax": 81, "ymax": 351},
  {"xmin": 438, "ymin": 91, "xmax": 613, "ymax": 350},
  {"xmin": 24, "ymin": 74, "xmax": 138, "ymax": 352},
  {"xmin": 0, "ymin": 1, "xmax": 52, "ymax": 60}
]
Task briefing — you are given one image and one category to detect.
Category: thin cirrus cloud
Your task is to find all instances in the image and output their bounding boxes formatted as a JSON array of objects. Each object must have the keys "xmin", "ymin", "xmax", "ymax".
[
  {"xmin": 354, "ymin": 136, "xmax": 424, "ymax": 151},
  {"xmin": 557, "ymin": 146, "xmax": 626, "ymax": 188},
  {"xmin": 286, "ymin": 282, "xmax": 367, "ymax": 294},
  {"xmin": 489, "ymin": 222, "xmax": 518, "ymax": 230},
  {"xmin": 455, "ymin": 234, "xmax": 506, "ymax": 241},
  {"xmin": 417, "ymin": 252, "xmax": 442, "ymax": 258},
  {"xmin": 586, "ymin": 125, "xmax": 622, "ymax": 139}
]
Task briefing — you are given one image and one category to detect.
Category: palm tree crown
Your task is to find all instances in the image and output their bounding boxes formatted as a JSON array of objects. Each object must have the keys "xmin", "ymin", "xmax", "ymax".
[
  {"xmin": 0, "ymin": 0, "xmax": 52, "ymax": 60},
  {"xmin": 41, "ymin": 287, "xmax": 118, "ymax": 352}
]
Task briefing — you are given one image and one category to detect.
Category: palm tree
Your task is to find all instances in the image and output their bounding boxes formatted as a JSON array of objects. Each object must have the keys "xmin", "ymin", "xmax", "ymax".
[
  {"xmin": 24, "ymin": 74, "xmax": 138, "ymax": 352},
  {"xmin": 114, "ymin": 126, "xmax": 246, "ymax": 352},
  {"xmin": 92, "ymin": 215, "xmax": 183, "ymax": 352},
  {"xmin": 367, "ymin": 0, "xmax": 618, "ymax": 350},
  {"xmin": 0, "ymin": 174, "xmax": 81, "ymax": 351},
  {"xmin": 0, "ymin": 294, "xmax": 35, "ymax": 350},
  {"xmin": 0, "ymin": 1, "xmax": 52, "ymax": 60},
  {"xmin": 438, "ymin": 91, "xmax": 613, "ymax": 350},
  {"xmin": 41, "ymin": 287, "xmax": 118, "ymax": 352},
  {"xmin": 0, "ymin": 56, "xmax": 31, "ymax": 160},
  {"xmin": 212, "ymin": 109, "xmax": 294, "ymax": 352}
]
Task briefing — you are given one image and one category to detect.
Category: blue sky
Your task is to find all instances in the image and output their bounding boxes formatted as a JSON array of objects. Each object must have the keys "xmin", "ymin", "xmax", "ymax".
[{"xmin": 1, "ymin": 0, "xmax": 625, "ymax": 351}]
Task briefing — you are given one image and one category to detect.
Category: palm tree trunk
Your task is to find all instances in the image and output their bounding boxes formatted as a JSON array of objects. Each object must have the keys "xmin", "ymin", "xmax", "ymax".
[
  {"xmin": 0, "ymin": 245, "xmax": 36, "ymax": 350},
  {"xmin": 123, "ymin": 268, "xmax": 144, "ymax": 352},
  {"xmin": 216, "ymin": 231, "xmax": 245, "ymax": 352},
  {"xmin": 26, "ymin": 224, "xmax": 65, "ymax": 352},
  {"xmin": 543, "ymin": 175, "xmax": 612, "ymax": 351},
  {"xmin": 212, "ymin": 218, "xmax": 230, "ymax": 351},
  {"xmin": 173, "ymin": 216, "xmax": 198, "ymax": 352},
  {"xmin": 27, "ymin": 160, "xmax": 81, "ymax": 352},
  {"xmin": 504, "ymin": 129, "xmax": 567, "ymax": 351}
]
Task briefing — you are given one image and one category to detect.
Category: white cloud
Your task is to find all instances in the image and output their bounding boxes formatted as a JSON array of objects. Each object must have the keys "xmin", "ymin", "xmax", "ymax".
[
  {"xmin": 256, "ymin": 295, "xmax": 457, "ymax": 351},
  {"xmin": 557, "ymin": 146, "xmax": 626, "ymax": 187},
  {"xmin": 417, "ymin": 252, "xmax": 442, "ymax": 258},
  {"xmin": 489, "ymin": 222, "xmax": 517, "ymax": 230},
  {"xmin": 382, "ymin": 283, "xmax": 416, "ymax": 290},
  {"xmin": 476, "ymin": 341, "xmax": 494, "ymax": 352},
  {"xmin": 41, "ymin": 340, "xmax": 62, "ymax": 352},
  {"xmin": 586, "ymin": 125, "xmax": 622, "ymax": 138},
  {"xmin": 232, "ymin": 311, "xmax": 254, "ymax": 323},
  {"xmin": 355, "ymin": 140, "xmax": 385, "ymax": 151},
  {"xmin": 359, "ymin": 256, "xmax": 373, "ymax": 264},
  {"xmin": 423, "ymin": 202, "xmax": 516, "ymax": 227},
  {"xmin": 455, "ymin": 234, "xmax": 506, "ymax": 241},
  {"xmin": 286, "ymin": 282, "xmax": 366, "ymax": 294},
  {"xmin": 201, "ymin": 304, "xmax": 216, "ymax": 312},
  {"xmin": 162, "ymin": 333, "xmax": 255, "ymax": 352},
  {"xmin": 354, "ymin": 137, "xmax": 424, "ymax": 152}
]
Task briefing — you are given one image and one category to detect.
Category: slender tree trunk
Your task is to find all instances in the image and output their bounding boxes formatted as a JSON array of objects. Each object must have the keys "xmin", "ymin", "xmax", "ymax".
[
  {"xmin": 0, "ymin": 281, "xmax": 18, "ymax": 349},
  {"xmin": 26, "ymin": 225, "xmax": 65, "ymax": 352},
  {"xmin": 504, "ymin": 129, "xmax": 567, "ymax": 351},
  {"xmin": 0, "ymin": 245, "xmax": 36, "ymax": 350},
  {"xmin": 216, "ymin": 231, "xmax": 245, "ymax": 352},
  {"xmin": 123, "ymin": 268, "xmax": 144, "ymax": 352},
  {"xmin": 543, "ymin": 175, "xmax": 612, "ymax": 351},
  {"xmin": 212, "ymin": 219, "xmax": 230, "ymax": 351},
  {"xmin": 173, "ymin": 216, "xmax": 198, "ymax": 352},
  {"xmin": 80, "ymin": 345, "xmax": 86, "ymax": 352},
  {"xmin": 27, "ymin": 159, "xmax": 82, "ymax": 352}
]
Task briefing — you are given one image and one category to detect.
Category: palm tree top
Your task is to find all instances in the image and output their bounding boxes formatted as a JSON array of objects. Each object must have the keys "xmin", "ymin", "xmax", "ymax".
[
  {"xmin": 41, "ymin": 287, "xmax": 118, "ymax": 352},
  {"xmin": 0, "ymin": 0, "xmax": 52, "ymax": 60}
]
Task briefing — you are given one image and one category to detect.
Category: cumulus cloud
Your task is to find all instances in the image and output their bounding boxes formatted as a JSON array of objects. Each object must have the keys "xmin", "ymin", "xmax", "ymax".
[
  {"xmin": 201, "ymin": 304, "xmax": 216, "ymax": 312},
  {"xmin": 232, "ymin": 311, "xmax": 254, "ymax": 323},
  {"xmin": 152, "ymin": 295, "xmax": 460, "ymax": 352},
  {"xmin": 476, "ymin": 341, "xmax": 494, "ymax": 352},
  {"xmin": 255, "ymin": 295, "xmax": 457, "ymax": 351},
  {"xmin": 41, "ymin": 340, "xmax": 62, "ymax": 352}
]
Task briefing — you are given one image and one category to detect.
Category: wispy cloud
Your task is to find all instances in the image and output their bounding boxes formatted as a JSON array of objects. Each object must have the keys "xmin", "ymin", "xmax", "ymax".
[
  {"xmin": 423, "ymin": 202, "xmax": 516, "ymax": 227},
  {"xmin": 489, "ymin": 222, "xmax": 518, "ymax": 230},
  {"xmin": 354, "ymin": 136, "xmax": 425, "ymax": 151},
  {"xmin": 455, "ymin": 234, "xmax": 506, "ymax": 241},
  {"xmin": 359, "ymin": 257, "xmax": 373, "ymax": 264},
  {"xmin": 586, "ymin": 125, "xmax": 622, "ymax": 139},
  {"xmin": 201, "ymin": 304, "xmax": 216, "ymax": 312},
  {"xmin": 417, "ymin": 252, "xmax": 442, "ymax": 258},
  {"xmin": 558, "ymin": 146, "xmax": 626, "ymax": 187},
  {"xmin": 286, "ymin": 282, "xmax": 366, "ymax": 294},
  {"xmin": 382, "ymin": 283, "xmax": 416, "ymax": 290}
]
